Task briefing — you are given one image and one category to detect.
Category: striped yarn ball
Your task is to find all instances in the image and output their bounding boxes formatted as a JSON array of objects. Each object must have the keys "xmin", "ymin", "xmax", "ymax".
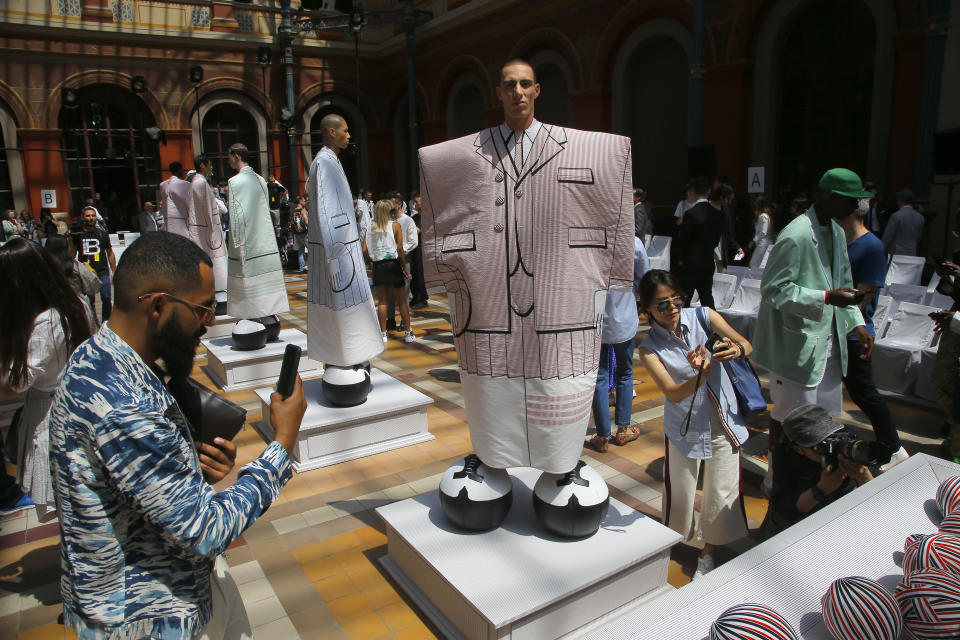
[
  {"xmin": 822, "ymin": 576, "xmax": 902, "ymax": 640},
  {"xmin": 903, "ymin": 534, "xmax": 960, "ymax": 579},
  {"xmin": 710, "ymin": 603, "xmax": 800, "ymax": 640},
  {"xmin": 936, "ymin": 476, "xmax": 960, "ymax": 516},
  {"xmin": 895, "ymin": 568, "xmax": 960, "ymax": 640},
  {"xmin": 939, "ymin": 512, "xmax": 960, "ymax": 537}
]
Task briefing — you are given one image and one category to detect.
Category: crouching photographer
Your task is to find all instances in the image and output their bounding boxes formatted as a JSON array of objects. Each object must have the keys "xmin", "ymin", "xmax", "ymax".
[{"xmin": 762, "ymin": 404, "xmax": 879, "ymax": 538}]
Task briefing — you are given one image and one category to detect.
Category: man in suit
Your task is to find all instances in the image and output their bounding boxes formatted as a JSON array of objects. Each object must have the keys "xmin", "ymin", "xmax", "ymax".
[
  {"xmin": 882, "ymin": 188, "xmax": 925, "ymax": 256},
  {"xmin": 159, "ymin": 162, "xmax": 191, "ymax": 238},
  {"xmin": 753, "ymin": 168, "xmax": 874, "ymax": 488},
  {"xmin": 306, "ymin": 114, "xmax": 382, "ymax": 378},
  {"xmin": 188, "ymin": 154, "xmax": 228, "ymax": 306},
  {"xmin": 673, "ymin": 177, "xmax": 716, "ymax": 306},
  {"xmin": 419, "ymin": 59, "xmax": 633, "ymax": 480}
]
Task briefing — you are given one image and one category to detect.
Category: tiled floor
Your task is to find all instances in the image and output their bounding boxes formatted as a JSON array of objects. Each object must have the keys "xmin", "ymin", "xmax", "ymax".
[{"xmin": 0, "ymin": 271, "xmax": 948, "ymax": 639}]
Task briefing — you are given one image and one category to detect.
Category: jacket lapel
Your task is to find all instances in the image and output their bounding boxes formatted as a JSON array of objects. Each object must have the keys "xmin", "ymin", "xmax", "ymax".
[
  {"xmin": 517, "ymin": 124, "xmax": 566, "ymax": 186},
  {"xmin": 474, "ymin": 128, "xmax": 510, "ymax": 176}
]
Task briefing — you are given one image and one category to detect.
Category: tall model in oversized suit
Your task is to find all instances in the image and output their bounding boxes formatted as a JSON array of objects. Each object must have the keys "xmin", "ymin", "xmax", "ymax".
[
  {"xmin": 421, "ymin": 124, "xmax": 633, "ymax": 472},
  {"xmin": 160, "ymin": 174, "xmax": 191, "ymax": 238},
  {"xmin": 307, "ymin": 141, "xmax": 383, "ymax": 405},
  {"xmin": 188, "ymin": 172, "xmax": 228, "ymax": 300}
]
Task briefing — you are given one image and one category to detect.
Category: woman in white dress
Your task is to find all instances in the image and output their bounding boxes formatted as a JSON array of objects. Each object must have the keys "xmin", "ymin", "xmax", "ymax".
[
  {"xmin": 748, "ymin": 195, "xmax": 773, "ymax": 268},
  {"xmin": 0, "ymin": 238, "xmax": 93, "ymax": 520}
]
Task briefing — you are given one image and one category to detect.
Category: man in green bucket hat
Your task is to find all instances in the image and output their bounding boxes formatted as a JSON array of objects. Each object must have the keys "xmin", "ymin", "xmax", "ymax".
[{"xmin": 753, "ymin": 169, "xmax": 876, "ymax": 489}]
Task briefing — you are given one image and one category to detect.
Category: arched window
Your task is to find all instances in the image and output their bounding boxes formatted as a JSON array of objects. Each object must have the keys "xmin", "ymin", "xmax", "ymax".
[
  {"xmin": 531, "ymin": 62, "xmax": 573, "ymax": 128},
  {"xmin": 776, "ymin": 0, "xmax": 875, "ymax": 204},
  {"xmin": 307, "ymin": 100, "xmax": 366, "ymax": 194},
  {"xmin": 59, "ymin": 85, "xmax": 160, "ymax": 221},
  {"xmin": 620, "ymin": 35, "xmax": 689, "ymax": 206},
  {"xmin": 446, "ymin": 76, "xmax": 486, "ymax": 139},
  {"xmin": 0, "ymin": 108, "xmax": 14, "ymax": 212},
  {"xmin": 202, "ymin": 103, "xmax": 261, "ymax": 179}
]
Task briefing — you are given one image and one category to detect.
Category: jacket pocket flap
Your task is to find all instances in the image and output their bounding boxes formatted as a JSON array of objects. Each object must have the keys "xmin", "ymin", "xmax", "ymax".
[
  {"xmin": 331, "ymin": 213, "xmax": 350, "ymax": 229},
  {"xmin": 568, "ymin": 227, "xmax": 606, "ymax": 248},
  {"xmin": 557, "ymin": 167, "xmax": 595, "ymax": 184},
  {"xmin": 441, "ymin": 231, "xmax": 475, "ymax": 253}
]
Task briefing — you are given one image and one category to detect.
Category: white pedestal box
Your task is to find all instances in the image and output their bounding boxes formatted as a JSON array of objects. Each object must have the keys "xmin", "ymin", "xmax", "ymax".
[
  {"xmin": 376, "ymin": 467, "xmax": 682, "ymax": 640},
  {"xmin": 204, "ymin": 313, "xmax": 239, "ymax": 339},
  {"xmin": 202, "ymin": 328, "xmax": 322, "ymax": 391},
  {"xmin": 252, "ymin": 369, "xmax": 434, "ymax": 472}
]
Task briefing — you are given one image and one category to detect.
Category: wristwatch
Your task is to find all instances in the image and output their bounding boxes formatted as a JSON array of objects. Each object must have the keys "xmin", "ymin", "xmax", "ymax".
[{"xmin": 811, "ymin": 485, "xmax": 828, "ymax": 504}]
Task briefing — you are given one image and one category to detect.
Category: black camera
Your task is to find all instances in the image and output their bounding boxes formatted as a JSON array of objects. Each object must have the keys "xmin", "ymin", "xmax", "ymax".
[
  {"xmin": 704, "ymin": 332, "xmax": 723, "ymax": 353},
  {"xmin": 811, "ymin": 430, "xmax": 881, "ymax": 468}
]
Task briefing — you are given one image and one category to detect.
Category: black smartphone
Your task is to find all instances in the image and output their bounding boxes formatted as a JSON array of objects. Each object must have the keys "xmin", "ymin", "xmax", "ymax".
[
  {"xmin": 704, "ymin": 332, "xmax": 723, "ymax": 353},
  {"xmin": 277, "ymin": 344, "xmax": 301, "ymax": 399}
]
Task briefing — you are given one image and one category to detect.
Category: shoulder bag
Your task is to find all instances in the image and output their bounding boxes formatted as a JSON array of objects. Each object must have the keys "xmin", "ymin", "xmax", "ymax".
[{"xmin": 696, "ymin": 307, "xmax": 766, "ymax": 417}]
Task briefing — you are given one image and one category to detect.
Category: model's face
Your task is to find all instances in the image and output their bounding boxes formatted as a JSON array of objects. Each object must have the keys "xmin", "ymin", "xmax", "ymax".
[
  {"xmin": 496, "ymin": 63, "xmax": 539, "ymax": 123},
  {"xmin": 330, "ymin": 121, "xmax": 350, "ymax": 151}
]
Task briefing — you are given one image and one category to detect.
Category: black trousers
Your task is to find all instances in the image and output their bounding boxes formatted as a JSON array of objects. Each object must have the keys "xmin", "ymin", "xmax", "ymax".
[
  {"xmin": 680, "ymin": 268, "xmax": 715, "ymax": 309},
  {"xmin": 843, "ymin": 338, "xmax": 901, "ymax": 454},
  {"xmin": 408, "ymin": 245, "xmax": 428, "ymax": 303}
]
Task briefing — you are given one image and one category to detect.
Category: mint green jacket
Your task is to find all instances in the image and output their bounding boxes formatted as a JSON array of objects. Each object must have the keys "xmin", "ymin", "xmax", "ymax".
[{"xmin": 752, "ymin": 207, "xmax": 864, "ymax": 386}]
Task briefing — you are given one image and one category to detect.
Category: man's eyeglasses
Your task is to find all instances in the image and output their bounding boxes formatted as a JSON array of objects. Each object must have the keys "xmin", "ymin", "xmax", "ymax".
[
  {"xmin": 137, "ymin": 292, "xmax": 217, "ymax": 324},
  {"xmin": 654, "ymin": 295, "xmax": 685, "ymax": 313}
]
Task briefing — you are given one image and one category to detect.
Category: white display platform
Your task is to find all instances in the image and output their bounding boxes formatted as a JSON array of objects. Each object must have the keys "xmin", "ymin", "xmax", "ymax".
[
  {"xmin": 577, "ymin": 453, "xmax": 958, "ymax": 640},
  {"xmin": 252, "ymin": 369, "xmax": 434, "ymax": 472},
  {"xmin": 108, "ymin": 231, "xmax": 140, "ymax": 262},
  {"xmin": 377, "ymin": 467, "xmax": 682, "ymax": 640},
  {"xmin": 203, "ymin": 313, "xmax": 240, "ymax": 339},
  {"xmin": 202, "ymin": 328, "xmax": 321, "ymax": 391}
]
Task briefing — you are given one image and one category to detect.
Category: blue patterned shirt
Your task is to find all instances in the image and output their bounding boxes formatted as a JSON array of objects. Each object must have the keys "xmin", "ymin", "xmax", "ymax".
[{"xmin": 49, "ymin": 324, "xmax": 292, "ymax": 639}]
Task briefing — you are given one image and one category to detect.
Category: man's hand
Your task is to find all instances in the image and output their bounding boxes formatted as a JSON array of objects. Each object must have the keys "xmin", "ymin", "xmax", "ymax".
[
  {"xmin": 932, "ymin": 310, "xmax": 954, "ymax": 334},
  {"xmin": 935, "ymin": 261, "xmax": 960, "ymax": 279},
  {"xmin": 197, "ymin": 437, "xmax": 237, "ymax": 484},
  {"xmin": 837, "ymin": 454, "xmax": 873, "ymax": 486},
  {"xmin": 826, "ymin": 288, "xmax": 861, "ymax": 307},
  {"xmin": 817, "ymin": 464, "xmax": 847, "ymax": 494},
  {"xmin": 270, "ymin": 374, "xmax": 307, "ymax": 455},
  {"xmin": 853, "ymin": 325, "xmax": 874, "ymax": 358}
]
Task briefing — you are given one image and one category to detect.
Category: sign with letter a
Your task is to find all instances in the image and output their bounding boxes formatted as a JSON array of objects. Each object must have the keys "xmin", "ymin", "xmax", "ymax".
[
  {"xmin": 747, "ymin": 167, "xmax": 765, "ymax": 194},
  {"xmin": 40, "ymin": 189, "xmax": 57, "ymax": 209}
]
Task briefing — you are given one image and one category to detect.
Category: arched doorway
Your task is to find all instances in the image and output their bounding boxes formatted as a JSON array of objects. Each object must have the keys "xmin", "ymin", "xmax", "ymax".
[
  {"xmin": 446, "ymin": 75, "xmax": 487, "ymax": 139},
  {"xmin": 529, "ymin": 51, "xmax": 574, "ymax": 128},
  {"xmin": 775, "ymin": 0, "xmax": 875, "ymax": 210},
  {"xmin": 618, "ymin": 34, "xmax": 689, "ymax": 208},
  {"xmin": 305, "ymin": 96, "xmax": 368, "ymax": 195},
  {"xmin": 201, "ymin": 102, "xmax": 262, "ymax": 179},
  {"xmin": 59, "ymin": 85, "xmax": 161, "ymax": 224},
  {"xmin": 0, "ymin": 102, "xmax": 15, "ymax": 212}
]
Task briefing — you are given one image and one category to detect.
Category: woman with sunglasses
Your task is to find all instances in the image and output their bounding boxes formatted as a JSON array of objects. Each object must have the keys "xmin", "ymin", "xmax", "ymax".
[
  {"xmin": 636, "ymin": 269, "xmax": 753, "ymax": 578},
  {"xmin": 0, "ymin": 238, "xmax": 93, "ymax": 520}
]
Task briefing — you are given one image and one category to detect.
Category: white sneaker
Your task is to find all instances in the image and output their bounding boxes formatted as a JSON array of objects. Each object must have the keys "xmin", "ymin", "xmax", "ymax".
[
  {"xmin": 694, "ymin": 554, "xmax": 715, "ymax": 579},
  {"xmin": 880, "ymin": 446, "xmax": 909, "ymax": 472},
  {"xmin": 381, "ymin": 332, "xmax": 388, "ymax": 343},
  {"xmin": 404, "ymin": 330, "xmax": 416, "ymax": 344}
]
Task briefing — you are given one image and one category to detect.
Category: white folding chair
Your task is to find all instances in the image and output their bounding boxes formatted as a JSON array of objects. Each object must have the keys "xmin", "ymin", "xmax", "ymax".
[
  {"xmin": 884, "ymin": 283, "xmax": 927, "ymax": 304},
  {"xmin": 885, "ymin": 254, "xmax": 924, "ymax": 286},
  {"xmin": 925, "ymin": 271, "xmax": 954, "ymax": 309},
  {"xmin": 688, "ymin": 272, "xmax": 738, "ymax": 309},
  {"xmin": 723, "ymin": 266, "xmax": 750, "ymax": 287},
  {"xmin": 721, "ymin": 279, "xmax": 762, "ymax": 340},
  {"xmin": 647, "ymin": 235, "xmax": 671, "ymax": 271},
  {"xmin": 871, "ymin": 295, "xmax": 896, "ymax": 339},
  {"xmin": 871, "ymin": 301, "xmax": 938, "ymax": 395},
  {"xmin": 747, "ymin": 267, "xmax": 765, "ymax": 281}
]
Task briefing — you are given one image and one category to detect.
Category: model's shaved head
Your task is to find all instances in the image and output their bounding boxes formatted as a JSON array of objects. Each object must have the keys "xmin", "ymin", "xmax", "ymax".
[
  {"xmin": 320, "ymin": 113, "xmax": 345, "ymax": 132},
  {"xmin": 500, "ymin": 58, "xmax": 536, "ymax": 83}
]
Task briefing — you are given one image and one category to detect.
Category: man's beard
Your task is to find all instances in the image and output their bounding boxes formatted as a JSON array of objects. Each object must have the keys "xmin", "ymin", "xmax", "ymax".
[{"xmin": 152, "ymin": 314, "xmax": 206, "ymax": 378}]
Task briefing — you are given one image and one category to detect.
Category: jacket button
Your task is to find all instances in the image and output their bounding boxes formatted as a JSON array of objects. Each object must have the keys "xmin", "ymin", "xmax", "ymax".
[
  {"xmin": 495, "ymin": 196, "xmax": 504, "ymax": 206},
  {"xmin": 494, "ymin": 223, "xmax": 504, "ymax": 232},
  {"xmin": 515, "ymin": 189, "xmax": 523, "ymax": 198},
  {"xmin": 495, "ymin": 173, "xmax": 504, "ymax": 183}
]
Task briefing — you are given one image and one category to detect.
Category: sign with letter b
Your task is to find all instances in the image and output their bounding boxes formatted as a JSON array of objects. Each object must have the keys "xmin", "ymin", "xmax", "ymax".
[{"xmin": 40, "ymin": 189, "xmax": 57, "ymax": 209}]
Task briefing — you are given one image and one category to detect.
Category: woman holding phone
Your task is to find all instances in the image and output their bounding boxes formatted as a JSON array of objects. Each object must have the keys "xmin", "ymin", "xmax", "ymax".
[{"xmin": 636, "ymin": 269, "xmax": 753, "ymax": 578}]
